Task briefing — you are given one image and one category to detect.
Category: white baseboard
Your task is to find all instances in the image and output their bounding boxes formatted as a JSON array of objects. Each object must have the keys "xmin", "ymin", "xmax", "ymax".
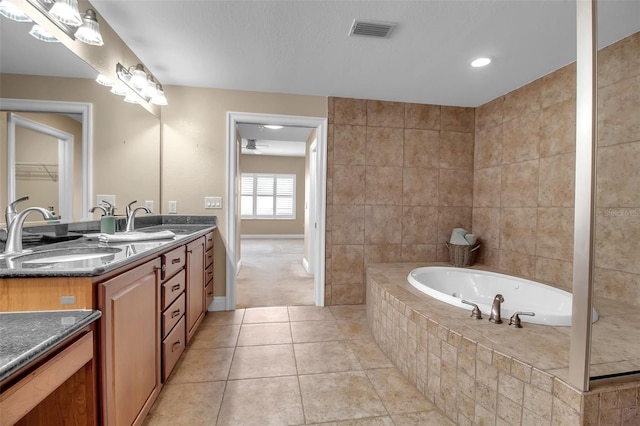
[
  {"xmin": 302, "ymin": 257, "xmax": 310, "ymax": 274},
  {"xmin": 236, "ymin": 259, "xmax": 242, "ymax": 275},
  {"xmin": 241, "ymin": 234, "xmax": 304, "ymax": 239},
  {"xmin": 208, "ymin": 297, "xmax": 227, "ymax": 312}
]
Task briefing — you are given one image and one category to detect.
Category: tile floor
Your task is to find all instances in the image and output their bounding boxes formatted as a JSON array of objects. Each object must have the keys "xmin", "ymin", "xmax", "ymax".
[{"xmin": 143, "ymin": 305, "xmax": 454, "ymax": 426}]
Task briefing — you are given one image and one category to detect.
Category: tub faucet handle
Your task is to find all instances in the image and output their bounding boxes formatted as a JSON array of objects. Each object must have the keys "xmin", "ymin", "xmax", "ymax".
[
  {"xmin": 509, "ymin": 312, "xmax": 535, "ymax": 328},
  {"xmin": 461, "ymin": 300, "xmax": 482, "ymax": 320}
]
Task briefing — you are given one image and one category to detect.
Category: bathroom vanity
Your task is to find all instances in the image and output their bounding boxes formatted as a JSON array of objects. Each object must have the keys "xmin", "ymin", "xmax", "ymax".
[{"xmin": 0, "ymin": 216, "xmax": 216, "ymax": 425}]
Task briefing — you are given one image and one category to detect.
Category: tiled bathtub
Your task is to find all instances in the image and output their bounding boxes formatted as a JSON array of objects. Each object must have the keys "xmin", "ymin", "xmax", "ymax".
[{"xmin": 366, "ymin": 262, "xmax": 640, "ymax": 425}]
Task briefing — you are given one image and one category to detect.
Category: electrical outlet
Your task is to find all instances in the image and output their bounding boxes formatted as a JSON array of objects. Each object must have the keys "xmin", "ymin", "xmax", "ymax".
[
  {"xmin": 96, "ymin": 194, "xmax": 116, "ymax": 209},
  {"xmin": 204, "ymin": 196, "xmax": 222, "ymax": 209},
  {"xmin": 168, "ymin": 200, "xmax": 177, "ymax": 214},
  {"xmin": 145, "ymin": 200, "xmax": 154, "ymax": 212}
]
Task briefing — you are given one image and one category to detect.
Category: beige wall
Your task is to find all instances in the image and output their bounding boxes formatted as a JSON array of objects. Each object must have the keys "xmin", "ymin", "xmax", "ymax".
[
  {"xmin": 325, "ymin": 98, "xmax": 475, "ymax": 305},
  {"xmin": 239, "ymin": 154, "xmax": 305, "ymax": 235},
  {"xmin": 473, "ymin": 31, "xmax": 640, "ymax": 305},
  {"xmin": 160, "ymin": 85, "xmax": 326, "ymax": 296},
  {"xmin": 0, "ymin": 74, "xmax": 161, "ymax": 222}
]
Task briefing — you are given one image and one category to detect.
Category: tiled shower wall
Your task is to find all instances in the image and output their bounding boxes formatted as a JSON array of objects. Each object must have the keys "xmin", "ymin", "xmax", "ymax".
[
  {"xmin": 473, "ymin": 31, "xmax": 640, "ymax": 305},
  {"xmin": 325, "ymin": 99, "xmax": 475, "ymax": 305},
  {"xmin": 325, "ymin": 32, "xmax": 639, "ymax": 306}
]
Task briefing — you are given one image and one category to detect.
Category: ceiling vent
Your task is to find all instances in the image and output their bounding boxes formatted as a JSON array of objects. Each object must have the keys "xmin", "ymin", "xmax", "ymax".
[{"xmin": 348, "ymin": 20, "xmax": 397, "ymax": 39}]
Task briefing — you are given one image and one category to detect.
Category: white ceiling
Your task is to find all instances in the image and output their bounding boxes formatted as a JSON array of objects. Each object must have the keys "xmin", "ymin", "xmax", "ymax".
[
  {"xmin": 2, "ymin": 1, "xmax": 639, "ymax": 157},
  {"xmin": 238, "ymin": 123, "xmax": 314, "ymax": 157}
]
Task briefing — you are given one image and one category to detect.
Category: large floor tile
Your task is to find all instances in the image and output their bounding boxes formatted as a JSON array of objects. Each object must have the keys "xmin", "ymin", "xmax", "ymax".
[
  {"xmin": 365, "ymin": 367, "xmax": 436, "ymax": 414},
  {"xmin": 189, "ymin": 324, "xmax": 240, "ymax": 349},
  {"xmin": 242, "ymin": 306, "xmax": 289, "ymax": 323},
  {"xmin": 337, "ymin": 318, "xmax": 373, "ymax": 340},
  {"xmin": 299, "ymin": 371, "xmax": 388, "ymax": 423},
  {"xmin": 294, "ymin": 341, "xmax": 362, "ymax": 374},
  {"xmin": 291, "ymin": 320, "xmax": 345, "ymax": 343},
  {"xmin": 308, "ymin": 416, "xmax": 395, "ymax": 425},
  {"xmin": 348, "ymin": 339, "xmax": 395, "ymax": 369},
  {"xmin": 229, "ymin": 344, "xmax": 297, "ymax": 379},
  {"xmin": 217, "ymin": 376, "xmax": 304, "ymax": 426},
  {"xmin": 143, "ymin": 381, "xmax": 225, "ymax": 426},
  {"xmin": 236, "ymin": 322, "xmax": 292, "ymax": 346},
  {"xmin": 202, "ymin": 309, "xmax": 245, "ymax": 326},
  {"xmin": 329, "ymin": 305, "xmax": 368, "ymax": 320},
  {"xmin": 391, "ymin": 411, "xmax": 456, "ymax": 425},
  {"xmin": 168, "ymin": 347, "xmax": 234, "ymax": 383},
  {"xmin": 288, "ymin": 305, "xmax": 336, "ymax": 322}
]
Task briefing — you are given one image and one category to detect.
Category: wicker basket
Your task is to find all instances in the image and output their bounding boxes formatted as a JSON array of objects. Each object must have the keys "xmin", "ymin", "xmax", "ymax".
[{"xmin": 446, "ymin": 241, "xmax": 480, "ymax": 267}]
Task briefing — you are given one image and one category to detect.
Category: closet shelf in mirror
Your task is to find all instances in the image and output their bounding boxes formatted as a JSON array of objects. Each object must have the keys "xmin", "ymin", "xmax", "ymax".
[{"xmin": 15, "ymin": 162, "xmax": 58, "ymax": 182}]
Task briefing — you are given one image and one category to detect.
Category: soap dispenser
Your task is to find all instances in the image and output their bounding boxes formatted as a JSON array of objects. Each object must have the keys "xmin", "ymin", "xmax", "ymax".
[{"xmin": 100, "ymin": 201, "xmax": 116, "ymax": 234}]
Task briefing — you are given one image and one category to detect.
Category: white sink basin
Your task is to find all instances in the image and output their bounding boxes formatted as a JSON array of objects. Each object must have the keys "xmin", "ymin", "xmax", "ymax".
[{"xmin": 11, "ymin": 247, "xmax": 122, "ymax": 264}]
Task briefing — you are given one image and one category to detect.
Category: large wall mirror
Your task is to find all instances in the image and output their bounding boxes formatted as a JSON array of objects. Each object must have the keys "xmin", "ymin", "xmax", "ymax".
[{"xmin": 0, "ymin": 13, "xmax": 161, "ymax": 225}]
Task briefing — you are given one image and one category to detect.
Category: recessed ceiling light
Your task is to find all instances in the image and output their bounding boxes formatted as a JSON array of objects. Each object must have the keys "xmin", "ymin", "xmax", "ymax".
[
  {"xmin": 263, "ymin": 125, "xmax": 283, "ymax": 130},
  {"xmin": 471, "ymin": 57, "xmax": 491, "ymax": 68}
]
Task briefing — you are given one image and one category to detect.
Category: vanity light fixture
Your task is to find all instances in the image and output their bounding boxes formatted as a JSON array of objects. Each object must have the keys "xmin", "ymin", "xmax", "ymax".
[
  {"xmin": 95, "ymin": 73, "xmax": 114, "ymax": 87},
  {"xmin": 123, "ymin": 93, "xmax": 139, "ymax": 104},
  {"xmin": 74, "ymin": 8, "xmax": 103, "ymax": 46},
  {"xmin": 116, "ymin": 62, "xmax": 168, "ymax": 106},
  {"xmin": 49, "ymin": 0, "xmax": 81, "ymax": 27},
  {"xmin": 150, "ymin": 84, "xmax": 168, "ymax": 106},
  {"xmin": 0, "ymin": 0, "xmax": 32, "ymax": 22},
  {"xmin": 110, "ymin": 83, "xmax": 127, "ymax": 96},
  {"xmin": 29, "ymin": 23, "xmax": 59, "ymax": 42},
  {"xmin": 471, "ymin": 57, "xmax": 492, "ymax": 68}
]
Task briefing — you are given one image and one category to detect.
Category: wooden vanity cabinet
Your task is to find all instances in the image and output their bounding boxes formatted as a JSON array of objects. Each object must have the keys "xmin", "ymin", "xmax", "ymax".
[
  {"xmin": 186, "ymin": 237, "xmax": 205, "ymax": 343},
  {"xmin": 98, "ymin": 258, "xmax": 162, "ymax": 426}
]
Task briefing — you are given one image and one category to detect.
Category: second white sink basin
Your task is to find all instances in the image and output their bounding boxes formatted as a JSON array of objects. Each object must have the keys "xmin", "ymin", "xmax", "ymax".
[{"xmin": 12, "ymin": 247, "xmax": 122, "ymax": 264}]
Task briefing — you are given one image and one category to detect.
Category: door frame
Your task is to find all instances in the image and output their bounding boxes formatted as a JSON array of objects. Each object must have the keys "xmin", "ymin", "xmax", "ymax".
[{"xmin": 226, "ymin": 112, "xmax": 327, "ymax": 310}]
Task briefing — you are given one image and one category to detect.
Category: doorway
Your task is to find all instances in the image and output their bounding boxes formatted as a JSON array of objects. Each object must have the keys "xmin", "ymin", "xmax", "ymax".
[{"xmin": 226, "ymin": 112, "xmax": 327, "ymax": 310}]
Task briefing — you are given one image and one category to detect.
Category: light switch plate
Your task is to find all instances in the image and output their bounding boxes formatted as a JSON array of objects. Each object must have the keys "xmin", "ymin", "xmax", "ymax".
[
  {"xmin": 204, "ymin": 196, "xmax": 222, "ymax": 209},
  {"xmin": 168, "ymin": 200, "xmax": 177, "ymax": 214},
  {"xmin": 96, "ymin": 194, "xmax": 116, "ymax": 209}
]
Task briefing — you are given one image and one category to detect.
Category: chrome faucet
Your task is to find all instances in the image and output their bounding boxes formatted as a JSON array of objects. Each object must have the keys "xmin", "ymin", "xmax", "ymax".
[
  {"xmin": 89, "ymin": 200, "xmax": 115, "ymax": 216},
  {"xmin": 125, "ymin": 206, "xmax": 151, "ymax": 232},
  {"xmin": 489, "ymin": 294, "xmax": 505, "ymax": 324},
  {"xmin": 2, "ymin": 207, "xmax": 56, "ymax": 255},
  {"xmin": 125, "ymin": 200, "xmax": 138, "ymax": 218},
  {"xmin": 4, "ymin": 196, "xmax": 29, "ymax": 228},
  {"xmin": 89, "ymin": 205, "xmax": 107, "ymax": 216}
]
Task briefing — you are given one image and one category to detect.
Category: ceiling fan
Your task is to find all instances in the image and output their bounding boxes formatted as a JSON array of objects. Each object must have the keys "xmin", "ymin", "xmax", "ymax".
[{"xmin": 242, "ymin": 139, "xmax": 269, "ymax": 154}]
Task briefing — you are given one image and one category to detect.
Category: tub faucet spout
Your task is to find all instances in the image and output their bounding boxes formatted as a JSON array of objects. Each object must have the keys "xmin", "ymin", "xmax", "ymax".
[{"xmin": 489, "ymin": 294, "xmax": 504, "ymax": 324}]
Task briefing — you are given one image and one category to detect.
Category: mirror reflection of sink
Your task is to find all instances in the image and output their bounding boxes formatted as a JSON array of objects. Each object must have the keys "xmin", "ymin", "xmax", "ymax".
[{"xmin": 11, "ymin": 247, "xmax": 122, "ymax": 264}]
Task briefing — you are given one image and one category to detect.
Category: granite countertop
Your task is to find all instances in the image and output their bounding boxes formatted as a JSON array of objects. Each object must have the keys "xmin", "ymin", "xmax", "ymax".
[
  {"xmin": 0, "ymin": 310, "xmax": 102, "ymax": 382},
  {"xmin": 0, "ymin": 215, "xmax": 216, "ymax": 278}
]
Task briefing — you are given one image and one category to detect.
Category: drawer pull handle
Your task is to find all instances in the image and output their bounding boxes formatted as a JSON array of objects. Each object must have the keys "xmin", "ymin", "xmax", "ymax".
[
  {"xmin": 171, "ymin": 258, "xmax": 181, "ymax": 264},
  {"xmin": 172, "ymin": 341, "xmax": 181, "ymax": 352},
  {"xmin": 171, "ymin": 309, "xmax": 181, "ymax": 318},
  {"xmin": 171, "ymin": 284, "xmax": 181, "ymax": 292}
]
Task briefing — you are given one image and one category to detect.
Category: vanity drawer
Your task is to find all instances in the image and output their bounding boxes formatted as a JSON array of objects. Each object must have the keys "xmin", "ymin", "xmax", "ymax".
[
  {"xmin": 162, "ymin": 293, "xmax": 185, "ymax": 338},
  {"xmin": 161, "ymin": 246, "xmax": 186, "ymax": 280},
  {"xmin": 205, "ymin": 263, "xmax": 214, "ymax": 286},
  {"xmin": 205, "ymin": 248, "xmax": 214, "ymax": 268},
  {"xmin": 162, "ymin": 316, "xmax": 185, "ymax": 381},
  {"xmin": 205, "ymin": 232, "xmax": 214, "ymax": 251},
  {"xmin": 205, "ymin": 281, "xmax": 214, "ymax": 308},
  {"xmin": 161, "ymin": 269, "xmax": 186, "ymax": 309}
]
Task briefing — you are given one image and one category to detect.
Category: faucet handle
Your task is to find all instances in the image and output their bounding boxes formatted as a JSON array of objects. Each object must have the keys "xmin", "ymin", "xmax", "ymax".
[
  {"xmin": 509, "ymin": 312, "xmax": 535, "ymax": 328},
  {"xmin": 461, "ymin": 300, "xmax": 483, "ymax": 320}
]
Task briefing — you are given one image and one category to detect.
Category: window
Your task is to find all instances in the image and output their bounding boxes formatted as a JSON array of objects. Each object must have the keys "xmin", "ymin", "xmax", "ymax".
[{"xmin": 241, "ymin": 173, "xmax": 296, "ymax": 219}]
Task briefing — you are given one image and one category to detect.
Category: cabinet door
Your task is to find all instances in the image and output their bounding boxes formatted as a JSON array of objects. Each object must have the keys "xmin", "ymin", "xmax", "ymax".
[
  {"xmin": 99, "ymin": 259, "xmax": 161, "ymax": 426},
  {"xmin": 186, "ymin": 237, "xmax": 205, "ymax": 343}
]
